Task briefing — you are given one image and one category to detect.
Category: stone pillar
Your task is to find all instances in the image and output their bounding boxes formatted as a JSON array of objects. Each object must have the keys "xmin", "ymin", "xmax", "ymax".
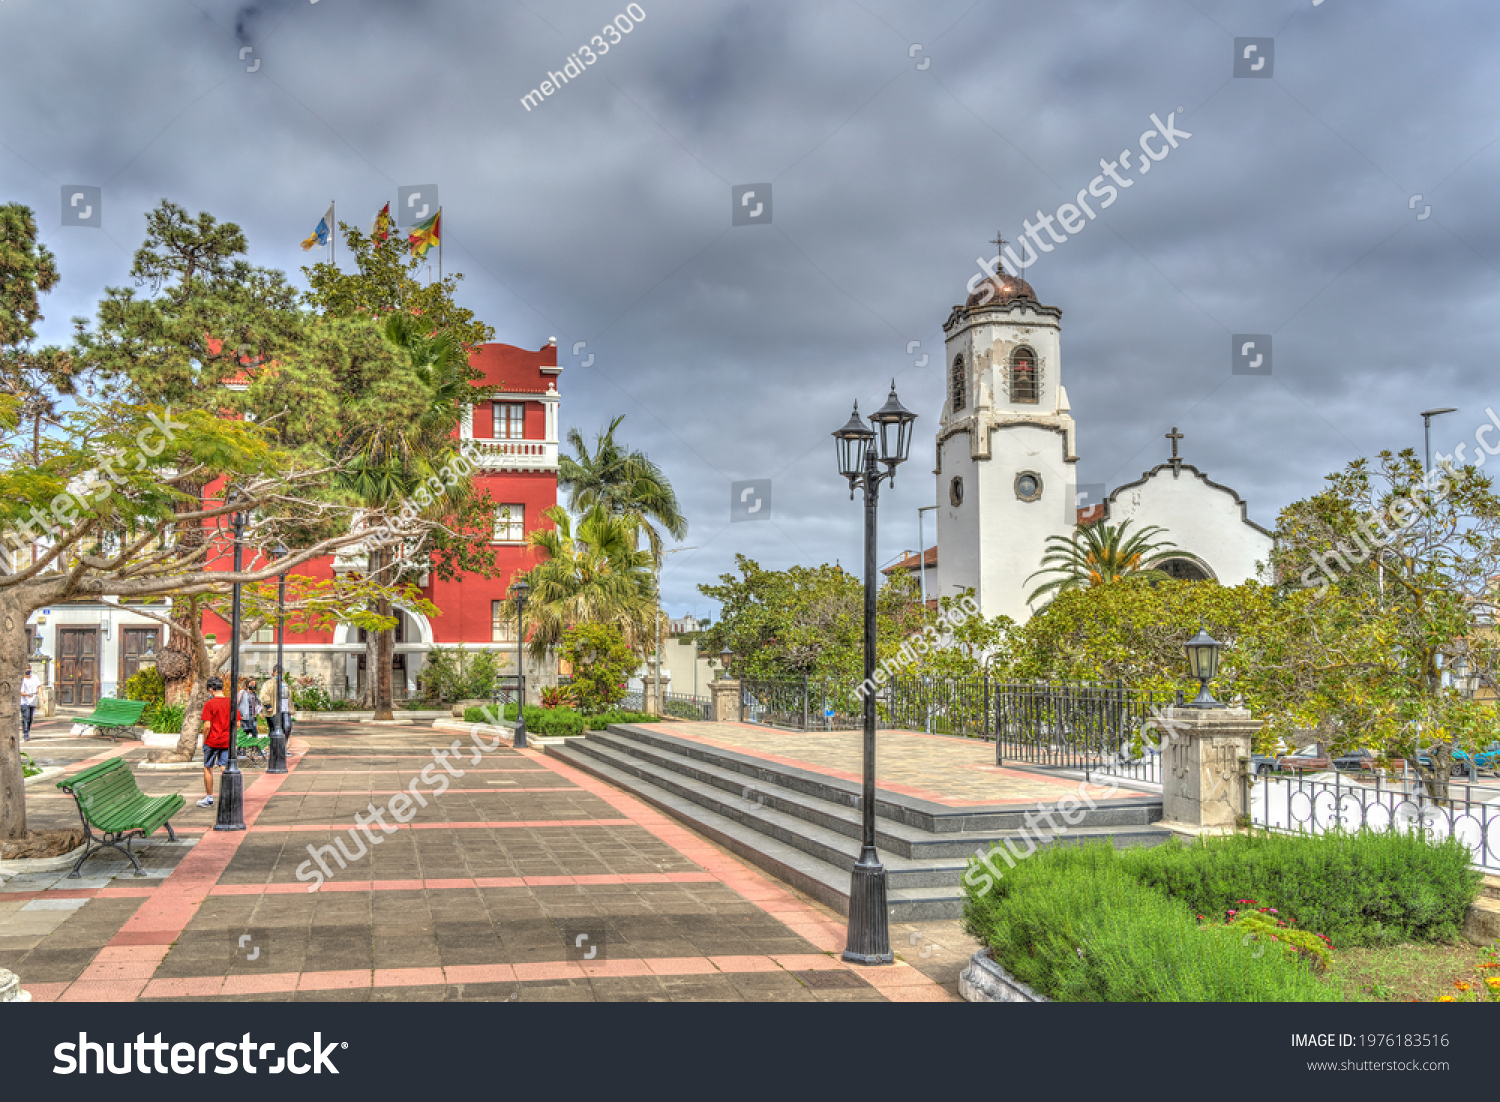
[
  {"xmin": 641, "ymin": 675, "xmax": 670, "ymax": 714},
  {"xmin": 1148, "ymin": 705, "xmax": 1261, "ymax": 833},
  {"xmin": 39, "ymin": 684, "xmax": 55, "ymax": 718},
  {"xmin": 710, "ymin": 679, "xmax": 740, "ymax": 724}
]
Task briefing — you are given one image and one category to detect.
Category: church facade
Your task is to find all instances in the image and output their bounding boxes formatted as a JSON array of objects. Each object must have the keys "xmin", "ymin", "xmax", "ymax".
[{"xmin": 928, "ymin": 260, "xmax": 1274, "ymax": 623}]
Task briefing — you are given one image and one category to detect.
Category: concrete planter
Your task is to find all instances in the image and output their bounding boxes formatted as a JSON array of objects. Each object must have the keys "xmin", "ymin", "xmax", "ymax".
[
  {"xmin": 429, "ymin": 718, "xmax": 567, "ymax": 748},
  {"xmin": 959, "ymin": 949, "xmax": 1050, "ymax": 1003},
  {"xmin": 142, "ymin": 730, "xmax": 201, "ymax": 749},
  {"xmin": 23, "ymin": 766, "xmax": 65, "ymax": 788},
  {"xmin": 0, "ymin": 841, "xmax": 89, "ymax": 876}
]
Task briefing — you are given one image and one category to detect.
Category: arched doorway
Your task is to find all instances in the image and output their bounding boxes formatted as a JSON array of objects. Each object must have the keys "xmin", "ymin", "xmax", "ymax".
[{"xmin": 1153, "ymin": 557, "xmax": 1214, "ymax": 582}]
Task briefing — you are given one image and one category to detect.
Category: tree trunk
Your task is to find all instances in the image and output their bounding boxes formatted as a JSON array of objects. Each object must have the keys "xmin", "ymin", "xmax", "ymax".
[
  {"xmin": 163, "ymin": 478, "xmax": 206, "ymax": 707},
  {"xmin": 0, "ymin": 592, "xmax": 30, "ymax": 840},
  {"xmin": 369, "ymin": 546, "xmax": 395, "ymax": 721}
]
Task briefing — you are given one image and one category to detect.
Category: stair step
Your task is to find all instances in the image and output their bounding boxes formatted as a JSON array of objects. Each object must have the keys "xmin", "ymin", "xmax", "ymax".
[
  {"xmin": 549, "ymin": 741, "xmax": 965, "ymax": 920},
  {"xmin": 550, "ymin": 732, "xmax": 1176, "ymax": 921}
]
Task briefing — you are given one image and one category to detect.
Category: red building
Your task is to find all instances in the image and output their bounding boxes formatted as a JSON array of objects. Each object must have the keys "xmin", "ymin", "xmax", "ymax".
[{"xmin": 202, "ymin": 338, "xmax": 562, "ymax": 698}]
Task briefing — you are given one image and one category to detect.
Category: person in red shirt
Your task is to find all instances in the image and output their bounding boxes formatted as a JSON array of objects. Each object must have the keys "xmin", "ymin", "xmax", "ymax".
[{"xmin": 199, "ymin": 676, "xmax": 234, "ymax": 809}]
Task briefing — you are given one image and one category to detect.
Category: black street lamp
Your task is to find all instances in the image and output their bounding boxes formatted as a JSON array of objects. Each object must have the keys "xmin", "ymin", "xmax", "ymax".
[
  {"xmin": 216, "ymin": 510, "xmax": 248, "ymax": 832},
  {"xmin": 1183, "ymin": 627, "xmax": 1225, "ymax": 709},
  {"xmin": 510, "ymin": 578, "xmax": 531, "ymax": 749},
  {"xmin": 267, "ymin": 541, "xmax": 290, "ymax": 774},
  {"xmin": 831, "ymin": 381, "xmax": 916, "ymax": 966},
  {"xmin": 719, "ymin": 646, "xmax": 733, "ymax": 680}
]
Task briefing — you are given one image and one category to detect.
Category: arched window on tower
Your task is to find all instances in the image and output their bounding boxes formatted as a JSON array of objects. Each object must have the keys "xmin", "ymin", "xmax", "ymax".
[
  {"xmin": 1010, "ymin": 348, "xmax": 1038, "ymax": 403},
  {"xmin": 951, "ymin": 355, "xmax": 966, "ymax": 412}
]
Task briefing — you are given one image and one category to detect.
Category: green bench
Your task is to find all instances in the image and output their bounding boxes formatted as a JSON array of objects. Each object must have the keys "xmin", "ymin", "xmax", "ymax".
[
  {"xmin": 77, "ymin": 698, "xmax": 150, "ymax": 740},
  {"xmin": 237, "ymin": 735, "xmax": 270, "ymax": 764},
  {"xmin": 56, "ymin": 758, "xmax": 183, "ymax": 878}
]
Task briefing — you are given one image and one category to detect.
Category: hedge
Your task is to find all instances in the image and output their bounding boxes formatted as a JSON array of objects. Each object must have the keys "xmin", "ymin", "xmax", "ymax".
[
  {"xmin": 460, "ymin": 705, "xmax": 660, "ymax": 737},
  {"xmin": 962, "ymin": 843, "xmax": 1338, "ymax": 1002},
  {"xmin": 1115, "ymin": 830, "xmax": 1482, "ymax": 947}
]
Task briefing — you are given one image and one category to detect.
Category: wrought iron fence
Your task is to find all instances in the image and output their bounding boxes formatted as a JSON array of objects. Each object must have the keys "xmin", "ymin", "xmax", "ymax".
[
  {"xmin": 619, "ymin": 689, "xmax": 645, "ymax": 712},
  {"xmin": 991, "ymin": 680, "xmax": 1178, "ymax": 784},
  {"xmin": 1247, "ymin": 768, "xmax": 1500, "ymax": 872},
  {"xmin": 740, "ymin": 678, "xmax": 863, "ymax": 731},
  {"xmin": 662, "ymin": 692, "xmax": 713, "ymax": 721},
  {"xmin": 883, "ymin": 676, "xmax": 992, "ymax": 739}
]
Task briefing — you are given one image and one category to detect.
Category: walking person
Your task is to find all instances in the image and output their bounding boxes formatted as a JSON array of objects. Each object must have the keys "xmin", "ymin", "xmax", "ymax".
[
  {"xmin": 199, "ymin": 677, "xmax": 233, "ymax": 808},
  {"xmin": 238, "ymin": 677, "xmax": 261, "ymax": 745},
  {"xmin": 19, "ymin": 665, "xmax": 39, "ymax": 741},
  {"xmin": 258, "ymin": 666, "xmax": 292, "ymax": 738}
]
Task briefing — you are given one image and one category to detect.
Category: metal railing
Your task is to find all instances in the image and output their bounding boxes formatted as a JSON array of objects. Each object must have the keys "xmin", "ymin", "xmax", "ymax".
[
  {"xmin": 662, "ymin": 692, "xmax": 713, "ymax": 721},
  {"xmin": 993, "ymin": 680, "xmax": 1177, "ymax": 785},
  {"xmin": 1246, "ymin": 767, "xmax": 1500, "ymax": 872},
  {"xmin": 739, "ymin": 677, "xmax": 863, "ymax": 731}
]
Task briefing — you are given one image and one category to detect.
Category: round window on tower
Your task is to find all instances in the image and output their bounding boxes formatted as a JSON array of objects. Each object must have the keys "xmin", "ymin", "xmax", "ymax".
[
  {"xmin": 950, "ymin": 477, "xmax": 964, "ymax": 507},
  {"xmin": 1015, "ymin": 472, "xmax": 1043, "ymax": 502}
]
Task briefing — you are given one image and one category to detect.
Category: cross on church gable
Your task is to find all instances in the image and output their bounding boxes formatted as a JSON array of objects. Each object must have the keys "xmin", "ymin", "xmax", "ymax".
[{"xmin": 1165, "ymin": 426, "xmax": 1184, "ymax": 476}]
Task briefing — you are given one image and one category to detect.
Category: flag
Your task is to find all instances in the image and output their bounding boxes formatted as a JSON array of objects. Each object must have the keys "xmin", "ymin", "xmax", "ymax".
[
  {"xmin": 372, "ymin": 202, "xmax": 393, "ymax": 244},
  {"xmin": 300, "ymin": 203, "xmax": 334, "ymax": 251},
  {"xmin": 408, "ymin": 208, "xmax": 441, "ymax": 259}
]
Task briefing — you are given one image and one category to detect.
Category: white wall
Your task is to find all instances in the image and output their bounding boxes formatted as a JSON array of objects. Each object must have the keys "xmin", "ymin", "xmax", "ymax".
[{"xmin": 1105, "ymin": 465, "xmax": 1274, "ymax": 585}]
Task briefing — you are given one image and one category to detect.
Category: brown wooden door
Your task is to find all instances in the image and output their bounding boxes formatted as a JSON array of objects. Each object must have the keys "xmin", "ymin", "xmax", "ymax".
[
  {"xmin": 119, "ymin": 627, "xmax": 161, "ymax": 686},
  {"xmin": 58, "ymin": 627, "xmax": 99, "ymax": 706}
]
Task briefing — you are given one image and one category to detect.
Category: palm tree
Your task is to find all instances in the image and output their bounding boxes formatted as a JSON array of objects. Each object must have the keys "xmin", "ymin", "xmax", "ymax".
[
  {"xmin": 559, "ymin": 416, "xmax": 688, "ymax": 710},
  {"xmin": 335, "ymin": 313, "xmax": 483, "ymax": 718},
  {"xmin": 1025, "ymin": 520, "xmax": 1185, "ymax": 606},
  {"xmin": 512, "ymin": 504, "xmax": 655, "ymax": 661}
]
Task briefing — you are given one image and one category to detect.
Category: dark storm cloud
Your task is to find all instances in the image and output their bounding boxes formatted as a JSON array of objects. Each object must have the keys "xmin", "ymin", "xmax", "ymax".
[{"xmin": 3, "ymin": 0, "xmax": 1498, "ymax": 618}]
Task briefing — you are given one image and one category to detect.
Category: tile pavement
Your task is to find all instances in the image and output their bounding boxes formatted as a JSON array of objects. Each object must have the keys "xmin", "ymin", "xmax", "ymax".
[{"xmin": 3, "ymin": 715, "xmax": 970, "ymax": 1002}]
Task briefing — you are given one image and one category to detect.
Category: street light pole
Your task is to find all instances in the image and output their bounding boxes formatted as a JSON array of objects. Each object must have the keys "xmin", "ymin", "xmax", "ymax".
[
  {"xmin": 832, "ymin": 382, "xmax": 916, "ymax": 966},
  {"xmin": 267, "ymin": 542, "xmax": 290, "ymax": 774},
  {"xmin": 510, "ymin": 578, "xmax": 530, "ymax": 749},
  {"xmin": 215, "ymin": 510, "xmax": 247, "ymax": 832},
  {"xmin": 1421, "ymin": 407, "xmax": 1457, "ymax": 476}
]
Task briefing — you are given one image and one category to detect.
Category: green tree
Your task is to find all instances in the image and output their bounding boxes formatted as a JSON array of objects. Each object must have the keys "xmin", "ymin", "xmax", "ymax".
[
  {"xmin": 0, "ymin": 203, "xmax": 76, "ymax": 467},
  {"xmin": 559, "ymin": 623, "xmax": 636, "ymax": 714},
  {"xmin": 698, "ymin": 556, "xmax": 928, "ymax": 689},
  {"xmin": 1025, "ymin": 520, "xmax": 1183, "ymax": 606},
  {"xmin": 514, "ymin": 504, "xmax": 655, "ymax": 661},
  {"xmin": 559, "ymin": 415, "xmax": 688, "ymax": 712}
]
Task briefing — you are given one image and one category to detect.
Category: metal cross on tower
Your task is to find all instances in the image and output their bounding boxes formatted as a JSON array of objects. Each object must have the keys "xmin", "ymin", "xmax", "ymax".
[{"xmin": 990, "ymin": 233, "xmax": 1007, "ymax": 274}]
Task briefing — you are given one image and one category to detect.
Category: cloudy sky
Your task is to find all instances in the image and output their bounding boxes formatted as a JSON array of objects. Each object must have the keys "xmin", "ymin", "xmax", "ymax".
[{"xmin": 4, "ymin": 0, "xmax": 1498, "ymax": 619}]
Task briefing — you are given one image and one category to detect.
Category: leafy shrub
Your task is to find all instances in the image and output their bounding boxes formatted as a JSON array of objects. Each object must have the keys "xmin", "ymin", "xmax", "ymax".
[
  {"xmin": 1117, "ymin": 830, "xmax": 1482, "ymax": 947},
  {"xmin": 464, "ymin": 703, "xmax": 588, "ymax": 738},
  {"xmin": 21, "ymin": 751, "xmax": 39, "ymax": 779},
  {"xmin": 559, "ymin": 624, "xmax": 636, "ymax": 714},
  {"xmin": 425, "ymin": 645, "xmax": 502, "ymax": 701},
  {"xmin": 291, "ymin": 677, "xmax": 355, "ymax": 712},
  {"xmin": 962, "ymin": 843, "xmax": 1339, "ymax": 1002},
  {"xmin": 540, "ymin": 684, "xmax": 578, "ymax": 709},
  {"xmin": 145, "ymin": 702, "xmax": 186, "ymax": 734},
  {"xmin": 121, "ymin": 666, "xmax": 165, "ymax": 706}
]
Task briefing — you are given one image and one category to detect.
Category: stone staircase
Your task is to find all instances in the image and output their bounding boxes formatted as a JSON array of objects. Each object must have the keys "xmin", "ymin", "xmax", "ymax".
[{"xmin": 547, "ymin": 724, "xmax": 1171, "ymax": 920}]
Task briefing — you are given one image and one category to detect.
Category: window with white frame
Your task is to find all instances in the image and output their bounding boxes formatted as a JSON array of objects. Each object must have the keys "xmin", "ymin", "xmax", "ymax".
[
  {"xmin": 495, "ymin": 403, "xmax": 526, "ymax": 440},
  {"xmin": 494, "ymin": 504, "xmax": 525, "ymax": 543},
  {"xmin": 492, "ymin": 601, "xmax": 518, "ymax": 642}
]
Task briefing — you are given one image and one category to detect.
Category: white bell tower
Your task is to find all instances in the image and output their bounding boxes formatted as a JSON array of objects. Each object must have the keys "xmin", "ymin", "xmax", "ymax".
[{"xmin": 933, "ymin": 244, "xmax": 1077, "ymax": 622}]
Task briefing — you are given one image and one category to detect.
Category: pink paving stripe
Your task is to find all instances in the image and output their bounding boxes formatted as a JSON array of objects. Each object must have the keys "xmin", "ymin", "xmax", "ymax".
[
  {"xmin": 206, "ymin": 871, "xmax": 718, "ymax": 896},
  {"xmin": 527, "ymin": 749, "xmax": 955, "ymax": 1001},
  {"xmin": 286, "ymin": 767, "xmax": 546, "ymax": 773},
  {"xmin": 247, "ymin": 818, "xmax": 633, "ymax": 832},
  {"xmin": 121, "ymin": 953, "xmax": 876, "ymax": 1000},
  {"xmin": 51, "ymin": 739, "xmax": 310, "ymax": 1002},
  {"xmin": 264, "ymin": 787, "xmax": 579, "ymax": 795}
]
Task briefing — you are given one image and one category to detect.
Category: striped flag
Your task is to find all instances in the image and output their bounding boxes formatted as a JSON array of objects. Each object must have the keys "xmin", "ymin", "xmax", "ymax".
[
  {"xmin": 372, "ymin": 202, "xmax": 393, "ymax": 244},
  {"xmin": 408, "ymin": 208, "xmax": 441, "ymax": 259},
  {"xmin": 300, "ymin": 203, "xmax": 334, "ymax": 251}
]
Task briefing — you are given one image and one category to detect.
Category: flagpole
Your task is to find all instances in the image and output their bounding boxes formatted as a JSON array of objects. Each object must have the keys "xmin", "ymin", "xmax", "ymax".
[
  {"xmin": 438, "ymin": 209, "xmax": 442, "ymax": 283},
  {"xmin": 331, "ymin": 199, "xmax": 336, "ymax": 268}
]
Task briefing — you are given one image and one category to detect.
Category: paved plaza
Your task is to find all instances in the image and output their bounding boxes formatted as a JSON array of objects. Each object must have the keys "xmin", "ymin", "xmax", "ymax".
[{"xmin": 2, "ymin": 715, "xmax": 974, "ymax": 1002}]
